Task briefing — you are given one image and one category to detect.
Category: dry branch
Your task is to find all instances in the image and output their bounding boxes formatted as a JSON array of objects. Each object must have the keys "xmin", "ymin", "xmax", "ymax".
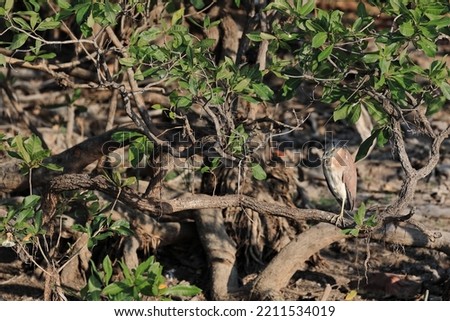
[
  {"xmin": 251, "ymin": 223, "xmax": 346, "ymax": 300},
  {"xmin": 195, "ymin": 209, "xmax": 239, "ymax": 300},
  {"xmin": 46, "ymin": 173, "xmax": 344, "ymax": 224},
  {"xmin": 46, "ymin": 174, "xmax": 450, "ymax": 254}
]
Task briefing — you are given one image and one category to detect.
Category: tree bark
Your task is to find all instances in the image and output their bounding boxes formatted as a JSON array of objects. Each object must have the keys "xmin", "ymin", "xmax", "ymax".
[{"xmin": 251, "ymin": 223, "xmax": 346, "ymax": 300}]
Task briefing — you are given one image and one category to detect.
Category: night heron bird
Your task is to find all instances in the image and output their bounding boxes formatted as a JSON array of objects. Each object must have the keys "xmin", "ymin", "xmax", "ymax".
[{"xmin": 322, "ymin": 145, "xmax": 357, "ymax": 225}]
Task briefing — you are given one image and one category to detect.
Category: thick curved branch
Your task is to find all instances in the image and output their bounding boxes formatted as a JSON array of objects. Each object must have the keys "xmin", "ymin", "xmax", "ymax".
[
  {"xmin": 47, "ymin": 173, "xmax": 345, "ymax": 225},
  {"xmin": 251, "ymin": 223, "xmax": 346, "ymax": 300},
  {"xmin": 47, "ymin": 173, "xmax": 450, "ymax": 256},
  {"xmin": 195, "ymin": 209, "xmax": 239, "ymax": 300},
  {"xmin": 250, "ymin": 221, "xmax": 450, "ymax": 300},
  {"xmin": 382, "ymin": 117, "xmax": 450, "ymax": 221}
]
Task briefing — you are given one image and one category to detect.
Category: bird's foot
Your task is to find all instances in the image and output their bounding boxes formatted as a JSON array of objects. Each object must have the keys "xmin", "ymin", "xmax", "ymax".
[{"xmin": 330, "ymin": 213, "xmax": 344, "ymax": 226}]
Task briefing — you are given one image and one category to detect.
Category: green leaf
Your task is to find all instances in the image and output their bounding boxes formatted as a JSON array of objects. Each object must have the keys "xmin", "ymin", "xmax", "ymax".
[
  {"xmin": 80, "ymin": 23, "xmax": 93, "ymax": 38},
  {"xmin": 318, "ymin": 44, "xmax": 333, "ymax": 62},
  {"xmin": 9, "ymin": 33, "xmax": 29, "ymax": 51},
  {"xmin": 42, "ymin": 163, "xmax": 64, "ymax": 172},
  {"xmin": 11, "ymin": 135, "xmax": 31, "ymax": 163},
  {"xmin": 104, "ymin": 0, "xmax": 120, "ymax": 25},
  {"xmin": 342, "ymin": 228, "xmax": 360, "ymax": 236},
  {"xmin": 0, "ymin": 54, "xmax": 5, "ymax": 67},
  {"xmin": 364, "ymin": 100, "xmax": 387, "ymax": 124},
  {"xmin": 103, "ymin": 256, "xmax": 113, "ymax": 284},
  {"xmin": 260, "ymin": 32, "xmax": 276, "ymax": 40},
  {"xmin": 22, "ymin": 194, "xmax": 41, "ymax": 208},
  {"xmin": 191, "ymin": 0, "xmax": 205, "ymax": 10},
  {"xmin": 233, "ymin": 78, "xmax": 251, "ymax": 92},
  {"xmin": 356, "ymin": 1, "xmax": 367, "ymax": 17},
  {"xmin": 122, "ymin": 176, "xmax": 137, "ymax": 187},
  {"xmin": 161, "ymin": 284, "xmax": 202, "ymax": 297},
  {"xmin": 34, "ymin": 209, "xmax": 43, "ymax": 231},
  {"xmin": 377, "ymin": 128, "xmax": 390, "ymax": 147},
  {"xmin": 379, "ymin": 58, "xmax": 391, "ymax": 74},
  {"xmin": 135, "ymin": 256, "xmax": 155, "ymax": 277},
  {"xmin": 4, "ymin": 0, "xmax": 14, "ymax": 13},
  {"xmin": 172, "ymin": 7, "xmax": 184, "ymax": 25},
  {"xmin": 355, "ymin": 129, "xmax": 380, "ymax": 162},
  {"xmin": 12, "ymin": 16, "xmax": 32, "ymax": 30},
  {"xmin": 26, "ymin": 0, "xmax": 40, "ymax": 12},
  {"xmin": 417, "ymin": 37, "xmax": 436, "ymax": 57},
  {"xmin": 348, "ymin": 104, "xmax": 361, "ymax": 124},
  {"xmin": 86, "ymin": 12, "xmax": 95, "ymax": 28},
  {"xmin": 119, "ymin": 57, "xmax": 136, "ymax": 67},
  {"xmin": 298, "ymin": 0, "xmax": 315, "ymax": 16},
  {"xmin": 102, "ymin": 282, "xmax": 128, "ymax": 296},
  {"xmin": 333, "ymin": 104, "xmax": 350, "ymax": 121},
  {"xmin": 365, "ymin": 213, "xmax": 377, "ymax": 227},
  {"xmin": 110, "ymin": 220, "xmax": 132, "ymax": 236},
  {"xmin": 16, "ymin": 208, "xmax": 34, "ymax": 224},
  {"xmin": 246, "ymin": 32, "xmax": 262, "ymax": 42},
  {"xmin": 399, "ymin": 20, "xmax": 414, "ymax": 37},
  {"xmin": 252, "ymin": 83, "xmax": 274, "ymax": 101},
  {"xmin": 251, "ymin": 163, "xmax": 267, "ymax": 181},
  {"xmin": 37, "ymin": 18, "xmax": 61, "ymax": 31},
  {"xmin": 312, "ymin": 32, "xmax": 327, "ymax": 48},
  {"xmin": 38, "ymin": 52, "xmax": 57, "ymax": 60},
  {"xmin": 24, "ymin": 135, "xmax": 42, "ymax": 156},
  {"xmin": 175, "ymin": 96, "xmax": 192, "ymax": 108},
  {"xmin": 440, "ymin": 82, "xmax": 450, "ymax": 100},
  {"xmin": 362, "ymin": 53, "xmax": 378, "ymax": 64},
  {"xmin": 56, "ymin": 0, "xmax": 71, "ymax": 9},
  {"xmin": 111, "ymin": 131, "xmax": 142, "ymax": 143},
  {"xmin": 75, "ymin": 3, "xmax": 91, "ymax": 24},
  {"xmin": 426, "ymin": 16, "xmax": 450, "ymax": 28},
  {"xmin": 354, "ymin": 202, "xmax": 366, "ymax": 226}
]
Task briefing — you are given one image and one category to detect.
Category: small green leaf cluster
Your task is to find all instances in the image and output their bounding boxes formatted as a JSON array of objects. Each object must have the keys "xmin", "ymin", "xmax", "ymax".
[
  {"xmin": 227, "ymin": 124, "xmax": 249, "ymax": 157},
  {"xmin": 342, "ymin": 203, "xmax": 377, "ymax": 236},
  {"xmin": 112, "ymin": 131, "xmax": 154, "ymax": 168},
  {"xmin": 226, "ymin": 124, "xmax": 268, "ymax": 180},
  {"xmin": 200, "ymin": 157, "xmax": 222, "ymax": 174},
  {"xmin": 71, "ymin": 191, "xmax": 132, "ymax": 250},
  {"xmin": 1, "ymin": 0, "xmax": 60, "ymax": 53},
  {"xmin": 2, "ymin": 134, "xmax": 63, "ymax": 175},
  {"xmin": 57, "ymin": 0, "xmax": 121, "ymax": 37},
  {"xmin": 127, "ymin": 21, "xmax": 274, "ymax": 112},
  {"xmin": 82, "ymin": 255, "xmax": 202, "ymax": 300},
  {"xmin": 0, "ymin": 195, "xmax": 44, "ymax": 247}
]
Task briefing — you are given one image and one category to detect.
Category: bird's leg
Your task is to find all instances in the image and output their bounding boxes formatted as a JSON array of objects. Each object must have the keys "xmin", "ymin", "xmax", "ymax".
[{"xmin": 331, "ymin": 198, "xmax": 346, "ymax": 226}]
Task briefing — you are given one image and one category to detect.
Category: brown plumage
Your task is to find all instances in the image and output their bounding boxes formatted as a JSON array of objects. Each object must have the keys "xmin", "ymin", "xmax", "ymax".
[{"xmin": 322, "ymin": 146, "xmax": 357, "ymax": 224}]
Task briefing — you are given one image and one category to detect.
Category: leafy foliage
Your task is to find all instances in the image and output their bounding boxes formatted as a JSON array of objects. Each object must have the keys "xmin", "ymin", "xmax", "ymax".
[
  {"xmin": 4, "ymin": 134, "xmax": 63, "ymax": 175},
  {"xmin": 342, "ymin": 203, "xmax": 377, "ymax": 236},
  {"xmin": 0, "ymin": 194, "xmax": 44, "ymax": 247},
  {"xmin": 82, "ymin": 255, "xmax": 201, "ymax": 301},
  {"xmin": 254, "ymin": 0, "xmax": 450, "ymax": 158}
]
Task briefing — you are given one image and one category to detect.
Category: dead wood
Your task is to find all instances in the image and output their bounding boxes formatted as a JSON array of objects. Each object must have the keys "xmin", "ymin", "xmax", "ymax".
[
  {"xmin": 250, "ymin": 221, "xmax": 450, "ymax": 300},
  {"xmin": 45, "ymin": 173, "xmax": 346, "ymax": 224},
  {"xmin": 250, "ymin": 223, "xmax": 346, "ymax": 300},
  {"xmin": 373, "ymin": 223, "xmax": 450, "ymax": 256},
  {"xmin": 46, "ymin": 174, "xmax": 450, "ymax": 255},
  {"xmin": 195, "ymin": 209, "xmax": 239, "ymax": 300}
]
